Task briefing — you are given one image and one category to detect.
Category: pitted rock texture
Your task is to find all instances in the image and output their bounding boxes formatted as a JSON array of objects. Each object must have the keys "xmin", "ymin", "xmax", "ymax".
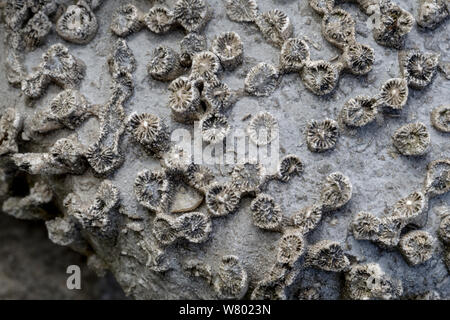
[{"xmin": 0, "ymin": 0, "xmax": 449, "ymax": 299}]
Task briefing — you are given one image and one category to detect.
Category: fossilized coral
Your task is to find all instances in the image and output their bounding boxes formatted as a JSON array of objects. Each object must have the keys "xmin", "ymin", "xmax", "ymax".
[
  {"xmin": 174, "ymin": 0, "xmax": 211, "ymax": 33},
  {"xmin": 134, "ymin": 169, "xmax": 171, "ymax": 213},
  {"xmin": 225, "ymin": 0, "xmax": 258, "ymax": 22},
  {"xmin": 344, "ymin": 263, "xmax": 403, "ymax": 300},
  {"xmin": 199, "ymin": 112, "xmax": 230, "ymax": 144},
  {"xmin": 110, "ymin": 4, "xmax": 143, "ymax": 37},
  {"xmin": 247, "ymin": 111, "xmax": 279, "ymax": 146},
  {"xmin": 279, "ymin": 38, "xmax": 311, "ymax": 73},
  {"xmin": 214, "ymin": 255, "xmax": 248, "ymax": 299},
  {"xmin": 176, "ymin": 211, "xmax": 212, "ymax": 243},
  {"xmin": 340, "ymin": 95, "xmax": 379, "ymax": 128},
  {"xmin": 399, "ymin": 230, "xmax": 435, "ymax": 265},
  {"xmin": 292, "ymin": 205, "xmax": 323, "ymax": 234},
  {"xmin": 305, "ymin": 119, "xmax": 339, "ymax": 153},
  {"xmin": 392, "ymin": 122, "xmax": 431, "ymax": 156},
  {"xmin": 300, "ymin": 61, "xmax": 340, "ymax": 96},
  {"xmin": 244, "ymin": 62, "xmax": 280, "ymax": 97},
  {"xmin": 321, "ymin": 9, "xmax": 356, "ymax": 48},
  {"xmin": 250, "ymin": 193, "xmax": 283, "ymax": 231},
  {"xmin": 127, "ymin": 112, "xmax": 169, "ymax": 155},
  {"xmin": 211, "ymin": 31, "xmax": 244, "ymax": 70},
  {"xmin": 0, "ymin": 108, "xmax": 22, "ymax": 156},
  {"xmin": 380, "ymin": 78, "xmax": 409, "ymax": 110},
  {"xmin": 373, "ymin": 0, "xmax": 414, "ymax": 49},
  {"xmin": 424, "ymin": 158, "xmax": 450, "ymax": 198},
  {"xmin": 416, "ymin": 0, "xmax": 448, "ymax": 29},
  {"xmin": 56, "ymin": 1, "xmax": 99, "ymax": 44},
  {"xmin": 277, "ymin": 231, "xmax": 305, "ymax": 266},
  {"xmin": 255, "ymin": 9, "xmax": 293, "ymax": 48},
  {"xmin": 147, "ymin": 46, "xmax": 182, "ymax": 82},
  {"xmin": 319, "ymin": 172, "xmax": 352, "ymax": 212},
  {"xmin": 144, "ymin": 6, "xmax": 174, "ymax": 34},
  {"xmin": 430, "ymin": 105, "xmax": 450, "ymax": 133},
  {"xmin": 306, "ymin": 240, "xmax": 350, "ymax": 272},
  {"xmin": 277, "ymin": 155, "xmax": 303, "ymax": 182},
  {"xmin": 399, "ymin": 50, "xmax": 440, "ymax": 89}
]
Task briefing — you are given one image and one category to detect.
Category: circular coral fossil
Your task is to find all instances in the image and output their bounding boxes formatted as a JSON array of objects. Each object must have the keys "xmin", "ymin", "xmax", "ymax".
[
  {"xmin": 161, "ymin": 146, "xmax": 192, "ymax": 174},
  {"xmin": 431, "ymin": 105, "xmax": 450, "ymax": 133},
  {"xmin": 86, "ymin": 181, "xmax": 120, "ymax": 231},
  {"xmin": 247, "ymin": 111, "xmax": 279, "ymax": 146},
  {"xmin": 424, "ymin": 158, "xmax": 450, "ymax": 198},
  {"xmin": 199, "ymin": 112, "xmax": 230, "ymax": 144},
  {"xmin": 392, "ymin": 122, "xmax": 430, "ymax": 156},
  {"xmin": 344, "ymin": 263, "xmax": 402, "ymax": 300},
  {"xmin": 191, "ymin": 51, "xmax": 221, "ymax": 82},
  {"xmin": 309, "ymin": 0, "xmax": 335, "ymax": 15},
  {"xmin": 49, "ymin": 89, "xmax": 89, "ymax": 129},
  {"xmin": 185, "ymin": 163, "xmax": 215, "ymax": 193},
  {"xmin": 376, "ymin": 216, "xmax": 406, "ymax": 248},
  {"xmin": 205, "ymin": 183, "xmax": 240, "ymax": 217},
  {"xmin": 301, "ymin": 60, "xmax": 339, "ymax": 96},
  {"xmin": 277, "ymin": 231, "xmax": 305, "ymax": 265},
  {"xmin": 231, "ymin": 162, "xmax": 264, "ymax": 195},
  {"xmin": 250, "ymin": 194, "xmax": 283, "ymax": 231},
  {"xmin": 214, "ymin": 255, "xmax": 248, "ymax": 299},
  {"xmin": 211, "ymin": 32, "xmax": 243, "ymax": 70},
  {"xmin": 417, "ymin": 0, "xmax": 448, "ymax": 29},
  {"xmin": 391, "ymin": 191, "xmax": 428, "ymax": 224},
  {"xmin": 107, "ymin": 39, "xmax": 136, "ymax": 76},
  {"xmin": 173, "ymin": 0, "xmax": 211, "ymax": 33},
  {"xmin": 277, "ymin": 154, "xmax": 303, "ymax": 182},
  {"xmin": 144, "ymin": 6, "xmax": 174, "ymax": 34},
  {"xmin": 373, "ymin": 1, "xmax": 414, "ymax": 49},
  {"xmin": 244, "ymin": 62, "xmax": 279, "ymax": 97},
  {"xmin": 399, "ymin": 230, "xmax": 435, "ymax": 266},
  {"xmin": 340, "ymin": 95, "xmax": 379, "ymax": 128},
  {"xmin": 380, "ymin": 78, "xmax": 409, "ymax": 109},
  {"xmin": 399, "ymin": 50, "xmax": 439, "ymax": 89},
  {"xmin": 321, "ymin": 9, "xmax": 356, "ymax": 48},
  {"xmin": 85, "ymin": 144, "xmax": 118, "ymax": 175},
  {"xmin": 342, "ymin": 43, "xmax": 374, "ymax": 75},
  {"xmin": 225, "ymin": 0, "xmax": 258, "ymax": 22},
  {"xmin": 351, "ymin": 211, "xmax": 381, "ymax": 241},
  {"xmin": 439, "ymin": 215, "xmax": 450, "ymax": 244},
  {"xmin": 134, "ymin": 169, "xmax": 170, "ymax": 213},
  {"xmin": 179, "ymin": 33, "xmax": 207, "ymax": 67},
  {"xmin": 147, "ymin": 46, "xmax": 182, "ymax": 82},
  {"xmin": 127, "ymin": 112, "xmax": 168, "ymax": 154},
  {"xmin": 202, "ymin": 80, "xmax": 234, "ymax": 112},
  {"xmin": 255, "ymin": 9, "xmax": 293, "ymax": 48},
  {"xmin": 176, "ymin": 212, "xmax": 212, "ymax": 243},
  {"xmin": 305, "ymin": 118, "xmax": 339, "ymax": 153},
  {"xmin": 279, "ymin": 38, "xmax": 310, "ymax": 73},
  {"xmin": 56, "ymin": 2, "xmax": 98, "ymax": 44},
  {"xmin": 168, "ymin": 77, "xmax": 202, "ymax": 123},
  {"xmin": 23, "ymin": 11, "xmax": 52, "ymax": 50},
  {"xmin": 110, "ymin": 4, "xmax": 143, "ymax": 37},
  {"xmin": 40, "ymin": 43, "xmax": 86, "ymax": 88},
  {"xmin": 153, "ymin": 215, "xmax": 179, "ymax": 246},
  {"xmin": 307, "ymin": 240, "xmax": 350, "ymax": 272},
  {"xmin": 319, "ymin": 172, "xmax": 352, "ymax": 211},
  {"xmin": 293, "ymin": 205, "xmax": 322, "ymax": 234}
]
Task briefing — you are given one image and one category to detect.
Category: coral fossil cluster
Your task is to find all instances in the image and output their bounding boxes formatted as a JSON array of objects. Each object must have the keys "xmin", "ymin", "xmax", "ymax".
[
  {"xmin": 229, "ymin": 0, "xmax": 376, "ymax": 97},
  {"xmin": 351, "ymin": 158, "xmax": 450, "ymax": 266},
  {"xmin": 0, "ymin": 0, "xmax": 449, "ymax": 300}
]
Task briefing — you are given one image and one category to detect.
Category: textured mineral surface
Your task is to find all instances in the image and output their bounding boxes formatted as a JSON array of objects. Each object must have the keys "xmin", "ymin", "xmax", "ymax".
[{"xmin": 0, "ymin": 0, "xmax": 449, "ymax": 299}]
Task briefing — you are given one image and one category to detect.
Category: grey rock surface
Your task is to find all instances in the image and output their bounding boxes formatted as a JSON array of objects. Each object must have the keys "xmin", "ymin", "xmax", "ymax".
[
  {"xmin": 0, "ymin": 0, "xmax": 449, "ymax": 299},
  {"xmin": 0, "ymin": 214, "xmax": 125, "ymax": 299}
]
